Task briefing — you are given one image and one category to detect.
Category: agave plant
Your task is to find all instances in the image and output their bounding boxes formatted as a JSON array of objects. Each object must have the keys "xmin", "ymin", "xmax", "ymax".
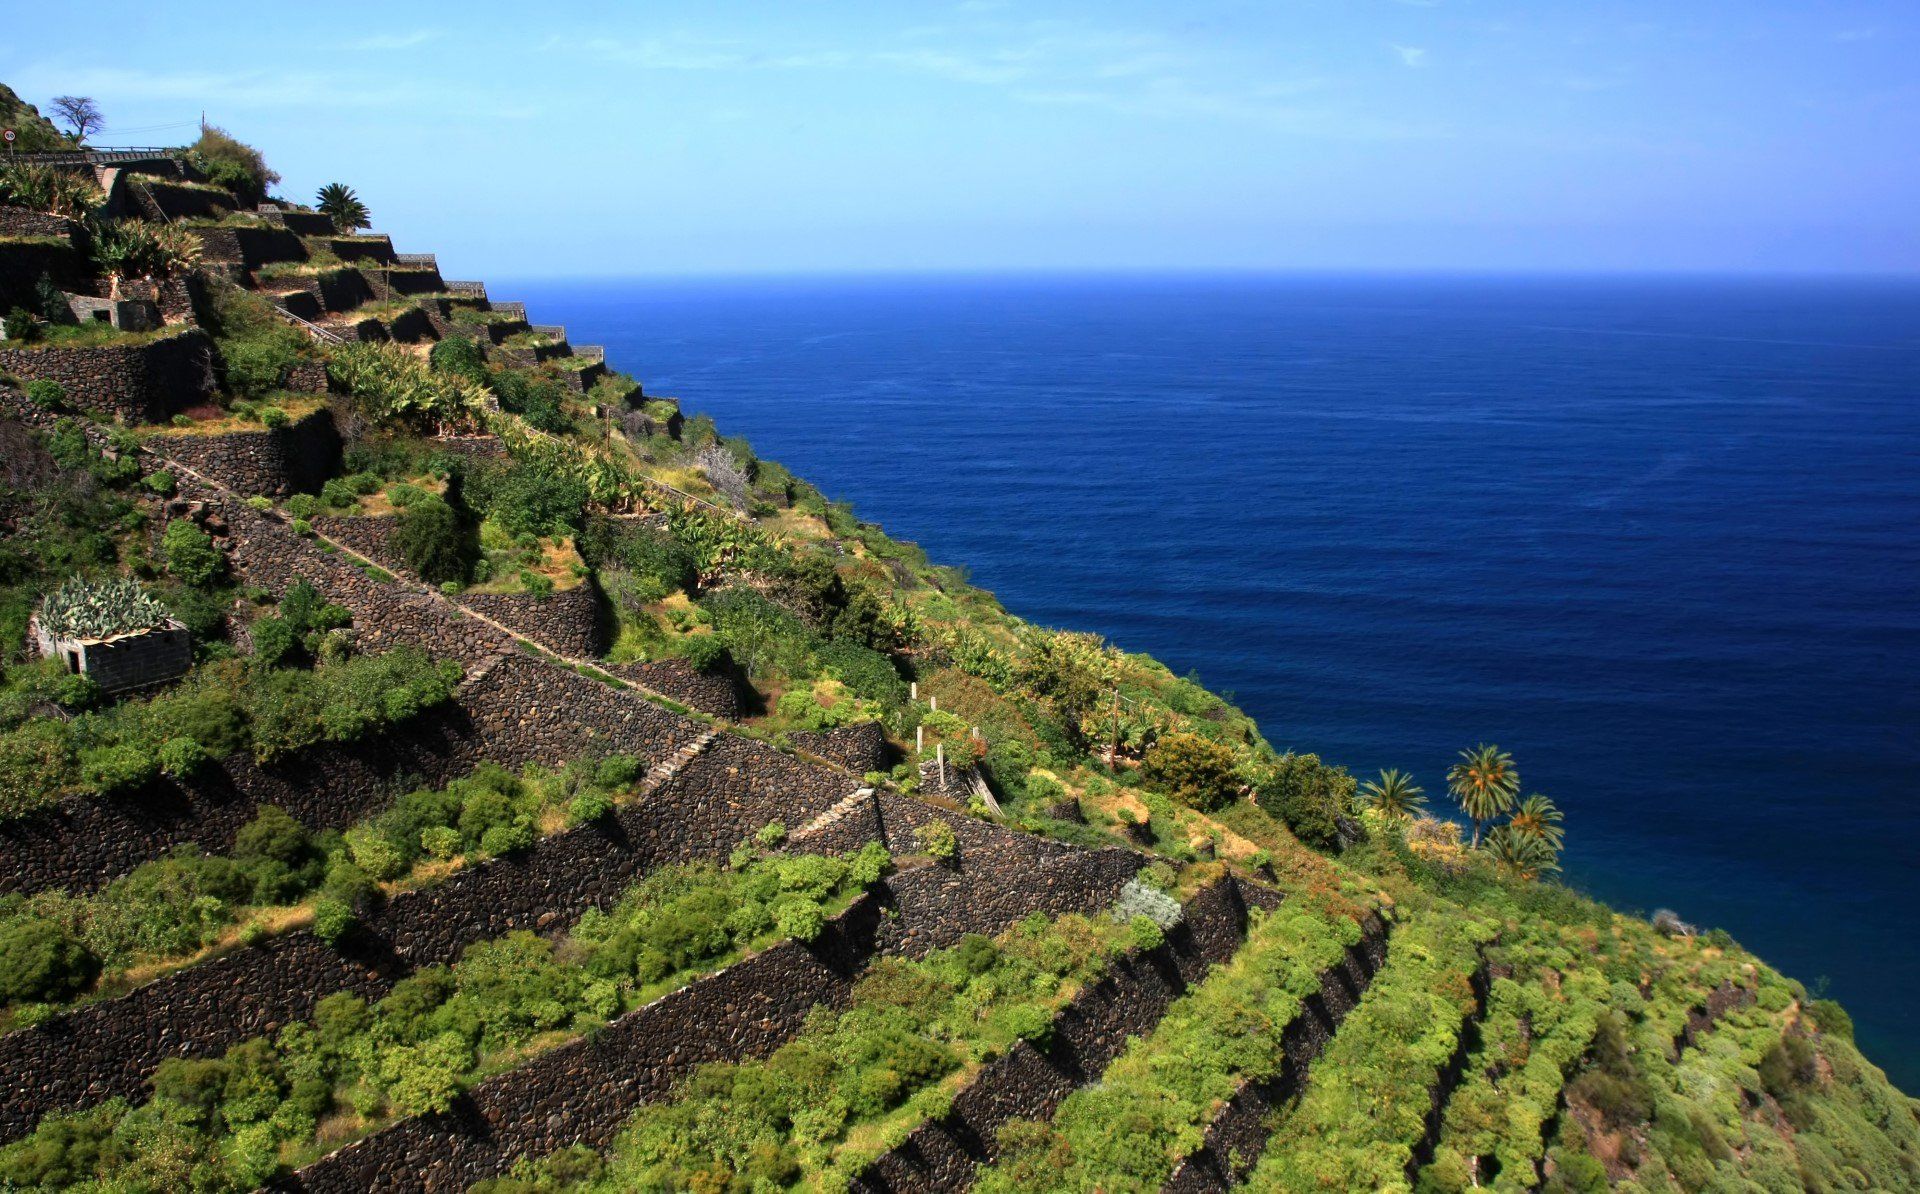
[
  {"xmin": 0, "ymin": 162, "xmax": 101, "ymax": 220},
  {"xmin": 327, "ymin": 342, "xmax": 487, "ymax": 434},
  {"xmin": 88, "ymin": 219, "xmax": 202, "ymax": 279},
  {"xmin": 314, "ymin": 182, "xmax": 371, "ymax": 233},
  {"xmin": 38, "ymin": 576, "xmax": 173, "ymax": 641}
]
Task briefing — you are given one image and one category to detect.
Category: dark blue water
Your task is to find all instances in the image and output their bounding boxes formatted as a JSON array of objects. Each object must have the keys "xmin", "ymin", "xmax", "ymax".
[{"xmin": 503, "ymin": 272, "xmax": 1920, "ymax": 1087}]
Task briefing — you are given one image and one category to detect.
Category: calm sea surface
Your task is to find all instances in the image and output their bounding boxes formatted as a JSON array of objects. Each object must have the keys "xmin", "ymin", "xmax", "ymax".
[{"xmin": 501, "ymin": 272, "xmax": 1920, "ymax": 1087}]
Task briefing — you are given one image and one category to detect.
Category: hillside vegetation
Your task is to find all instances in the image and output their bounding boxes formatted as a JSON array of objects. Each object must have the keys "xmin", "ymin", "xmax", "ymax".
[{"xmin": 0, "ymin": 101, "xmax": 1915, "ymax": 1192}]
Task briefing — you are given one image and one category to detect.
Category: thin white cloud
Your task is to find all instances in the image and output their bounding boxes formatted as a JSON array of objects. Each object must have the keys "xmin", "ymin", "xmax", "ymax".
[
  {"xmin": 352, "ymin": 29, "xmax": 441, "ymax": 51},
  {"xmin": 1393, "ymin": 45, "xmax": 1429, "ymax": 67}
]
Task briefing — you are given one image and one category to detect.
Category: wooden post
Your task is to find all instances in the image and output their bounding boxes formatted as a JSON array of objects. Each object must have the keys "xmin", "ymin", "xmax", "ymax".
[
  {"xmin": 930, "ymin": 695, "xmax": 937, "ymax": 712},
  {"xmin": 916, "ymin": 725, "xmax": 924, "ymax": 753},
  {"xmin": 911, "ymin": 681, "xmax": 918, "ymax": 701},
  {"xmin": 937, "ymin": 743, "xmax": 947, "ymax": 789}
]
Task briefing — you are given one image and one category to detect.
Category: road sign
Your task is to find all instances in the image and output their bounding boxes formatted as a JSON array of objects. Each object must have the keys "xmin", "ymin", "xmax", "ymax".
[{"xmin": 2, "ymin": 130, "xmax": 14, "ymax": 143}]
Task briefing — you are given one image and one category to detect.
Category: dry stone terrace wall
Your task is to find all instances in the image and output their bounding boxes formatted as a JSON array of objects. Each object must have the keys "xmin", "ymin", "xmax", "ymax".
[
  {"xmin": 0, "ymin": 207, "xmax": 74, "ymax": 237},
  {"xmin": 0, "ymin": 328, "xmax": 214, "ymax": 423},
  {"xmin": 456, "ymin": 583, "xmax": 609, "ymax": 659},
  {"xmin": 193, "ymin": 225, "xmax": 305, "ymax": 268},
  {"xmin": 148, "ymin": 406, "xmax": 342, "ymax": 497},
  {"xmin": 286, "ymin": 818, "xmax": 1150, "ymax": 1191},
  {"xmin": 791, "ymin": 720, "xmax": 893, "ymax": 774},
  {"xmin": 853, "ymin": 877, "xmax": 1282, "ymax": 1194},
  {"xmin": 314, "ymin": 514, "xmax": 611, "ymax": 660},
  {"xmin": 0, "ymin": 725, "xmax": 855, "ymax": 1142},
  {"xmin": 1161, "ymin": 914, "xmax": 1393, "ymax": 1194},
  {"xmin": 605, "ymin": 656, "xmax": 742, "ymax": 720},
  {"xmin": 0, "ymin": 701, "xmax": 482, "ymax": 897}
]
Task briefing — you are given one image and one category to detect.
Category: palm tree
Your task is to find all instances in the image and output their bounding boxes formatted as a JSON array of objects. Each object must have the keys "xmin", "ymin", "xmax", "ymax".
[
  {"xmin": 1447, "ymin": 743, "xmax": 1519, "ymax": 848},
  {"xmin": 315, "ymin": 182, "xmax": 371, "ymax": 233},
  {"xmin": 1359, "ymin": 768, "xmax": 1426, "ymax": 823},
  {"xmin": 1508, "ymin": 793, "xmax": 1565, "ymax": 851},
  {"xmin": 1485, "ymin": 822, "xmax": 1560, "ymax": 880}
]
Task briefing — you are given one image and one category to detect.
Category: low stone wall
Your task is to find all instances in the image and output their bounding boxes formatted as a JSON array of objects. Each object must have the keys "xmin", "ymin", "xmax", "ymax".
[
  {"xmin": 314, "ymin": 235, "xmax": 395, "ymax": 264},
  {"xmin": 0, "ymin": 328, "xmax": 214, "ymax": 423},
  {"xmin": 456, "ymin": 582, "xmax": 608, "ymax": 659},
  {"xmin": 285, "ymin": 814, "xmax": 1145, "ymax": 1190},
  {"xmin": 285, "ymin": 359, "xmax": 329, "ymax": 394},
  {"xmin": 258, "ymin": 210, "xmax": 337, "ymax": 236},
  {"xmin": 0, "ymin": 208, "xmax": 75, "ymax": 238},
  {"xmin": 790, "ymin": 721, "xmax": 892, "ymax": 775},
  {"xmin": 0, "ymin": 708, "xmax": 825, "ymax": 1143},
  {"xmin": 606, "ymin": 657, "xmax": 742, "ymax": 720},
  {"xmin": 312, "ymin": 513, "xmax": 610, "ymax": 661},
  {"xmin": 1161, "ymin": 913, "xmax": 1392, "ymax": 1193},
  {"xmin": 139, "ymin": 179, "xmax": 234, "ymax": 221},
  {"xmin": 360, "ymin": 266, "xmax": 445, "ymax": 299},
  {"xmin": 853, "ymin": 877, "xmax": 1281, "ymax": 1193},
  {"xmin": 148, "ymin": 406, "xmax": 341, "ymax": 496},
  {"xmin": 266, "ymin": 268, "xmax": 373, "ymax": 315},
  {"xmin": 194, "ymin": 225, "xmax": 306, "ymax": 268}
]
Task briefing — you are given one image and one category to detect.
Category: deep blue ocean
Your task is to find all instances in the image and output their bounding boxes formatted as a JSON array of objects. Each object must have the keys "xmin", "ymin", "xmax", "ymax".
[{"xmin": 501, "ymin": 272, "xmax": 1920, "ymax": 1088}]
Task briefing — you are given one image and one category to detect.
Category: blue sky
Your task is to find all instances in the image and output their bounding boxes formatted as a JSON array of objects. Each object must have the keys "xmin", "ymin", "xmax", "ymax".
[{"xmin": 3, "ymin": 0, "xmax": 1915, "ymax": 275}]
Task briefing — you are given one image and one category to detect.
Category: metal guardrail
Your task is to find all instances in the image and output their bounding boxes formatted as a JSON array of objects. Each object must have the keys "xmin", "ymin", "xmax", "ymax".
[
  {"xmin": 269, "ymin": 303, "xmax": 345, "ymax": 346},
  {"xmin": 394, "ymin": 253, "xmax": 436, "ymax": 267},
  {"xmin": 9, "ymin": 147, "xmax": 185, "ymax": 165}
]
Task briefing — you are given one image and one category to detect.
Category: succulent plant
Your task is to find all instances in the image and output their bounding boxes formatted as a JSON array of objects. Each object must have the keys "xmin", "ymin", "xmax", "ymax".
[{"xmin": 37, "ymin": 576, "xmax": 173, "ymax": 641}]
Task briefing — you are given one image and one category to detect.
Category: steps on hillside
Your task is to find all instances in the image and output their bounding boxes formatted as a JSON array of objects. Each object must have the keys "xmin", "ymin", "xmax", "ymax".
[{"xmin": 636, "ymin": 729, "xmax": 721, "ymax": 799}]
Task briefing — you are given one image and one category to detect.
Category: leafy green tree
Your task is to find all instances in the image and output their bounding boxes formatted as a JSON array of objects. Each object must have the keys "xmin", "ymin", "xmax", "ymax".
[
  {"xmin": 313, "ymin": 182, "xmax": 370, "ymax": 233},
  {"xmin": 1139, "ymin": 731, "xmax": 1241, "ymax": 812},
  {"xmin": 1359, "ymin": 768, "xmax": 1425, "ymax": 823},
  {"xmin": 1447, "ymin": 743, "xmax": 1519, "ymax": 847},
  {"xmin": 392, "ymin": 495, "xmax": 475, "ymax": 585},
  {"xmin": 189, "ymin": 125, "xmax": 279, "ymax": 204}
]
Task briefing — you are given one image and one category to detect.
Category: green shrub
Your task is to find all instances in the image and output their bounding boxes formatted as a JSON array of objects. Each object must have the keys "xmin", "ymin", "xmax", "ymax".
[
  {"xmin": 162, "ymin": 521, "xmax": 226, "ymax": 588},
  {"xmin": 141, "ymin": 469, "xmax": 176, "ymax": 496},
  {"xmin": 188, "ymin": 126, "xmax": 279, "ymax": 205},
  {"xmin": 915, "ymin": 819, "xmax": 957, "ymax": 861},
  {"xmin": 79, "ymin": 743, "xmax": 157, "ymax": 794},
  {"xmin": 23, "ymin": 379, "xmax": 64, "ymax": 410},
  {"xmin": 259, "ymin": 407, "xmax": 289, "ymax": 430},
  {"xmin": 310, "ymin": 896, "xmax": 355, "ymax": 945},
  {"xmin": 1258, "ymin": 752, "xmax": 1357, "ymax": 850},
  {"xmin": 157, "ymin": 735, "xmax": 208, "ymax": 779},
  {"xmin": 284, "ymin": 493, "xmax": 318, "ymax": 520},
  {"xmin": 567, "ymin": 788, "xmax": 613, "ymax": 827},
  {"xmin": 1139, "ymin": 732, "xmax": 1240, "ymax": 812},
  {"xmin": 392, "ymin": 496, "xmax": 474, "ymax": 585},
  {"xmin": 428, "ymin": 337, "xmax": 486, "ymax": 382},
  {"xmin": 0, "ymin": 917, "xmax": 100, "ymax": 1005},
  {"xmin": 420, "ymin": 825, "xmax": 463, "ymax": 861}
]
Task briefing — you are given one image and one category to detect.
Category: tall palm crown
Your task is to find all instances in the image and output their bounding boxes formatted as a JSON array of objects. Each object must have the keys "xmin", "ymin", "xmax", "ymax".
[
  {"xmin": 1508, "ymin": 793, "xmax": 1565, "ymax": 851},
  {"xmin": 315, "ymin": 182, "xmax": 371, "ymax": 233},
  {"xmin": 1360, "ymin": 768, "xmax": 1426, "ymax": 823},
  {"xmin": 1447, "ymin": 742, "xmax": 1519, "ymax": 847},
  {"xmin": 1485, "ymin": 822, "xmax": 1560, "ymax": 880}
]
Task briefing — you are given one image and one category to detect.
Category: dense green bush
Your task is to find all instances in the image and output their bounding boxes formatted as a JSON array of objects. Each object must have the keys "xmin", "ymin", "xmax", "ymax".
[
  {"xmin": 201, "ymin": 284, "xmax": 309, "ymax": 400},
  {"xmin": 428, "ymin": 337, "xmax": 487, "ymax": 383},
  {"xmin": 1258, "ymin": 751, "xmax": 1358, "ymax": 850},
  {"xmin": 162, "ymin": 520, "xmax": 226, "ymax": 588},
  {"xmin": 464, "ymin": 459, "xmax": 587, "ymax": 539},
  {"xmin": 0, "ymin": 916, "xmax": 99, "ymax": 1005},
  {"xmin": 392, "ymin": 495, "xmax": 476, "ymax": 585},
  {"xmin": 1139, "ymin": 732, "xmax": 1241, "ymax": 812},
  {"xmin": 187, "ymin": 126, "xmax": 280, "ymax": 205}
]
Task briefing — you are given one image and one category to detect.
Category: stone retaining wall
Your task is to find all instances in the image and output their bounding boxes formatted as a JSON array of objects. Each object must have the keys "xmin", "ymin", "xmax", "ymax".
[
  {"xmin": 0, "ymin": 328, "xmax": 214, "ymax": 423},
  {"xmin": 138, "ymin": 179, "xmax": 234, "ymax": 221},
  {"xmin": 1161, "ymin": 913, "xmax": 1393, "ymax": 1193},
  {"xmin": 284, "ymin": 819, "xmax": 1146, "ymax": 1191},
  {"xmin": 313, "ymin": 513, "xmax": 611, "ymax": 660},
  {"xmin": 605, "ymin": 656, "xmax": 742, "ymax": 720},
  {"xmin": 0, "ymin": 708, "xmax": 835, "ymax": 1142},
  {"xmin": 0, "ymin": 208, "xmax": 75, "ymax": 238},
  {"xmin": 456, "ymin": 582, "xmax": 609, "ymax": 659},
  {"xmin": 0, "ymin": 240, "xmax": 85, "ymax": 311},
  {"xmin": 265, "ymin": 268, "xmax": 373, "ymax": 315},
  {"xmin": 194, "ymin": 225, "xmax": 306, "ymax": 268},
  {"xmin": 853, "ymin": 876, "xmax": 1281, "ymax": 1193},
  {"xmin": 791, "ymin": 721, "xmax": 892, "ymax": 775},
  {"xmin": 148, "ymin": 406, "xmax": 341, "ymax": 496}
]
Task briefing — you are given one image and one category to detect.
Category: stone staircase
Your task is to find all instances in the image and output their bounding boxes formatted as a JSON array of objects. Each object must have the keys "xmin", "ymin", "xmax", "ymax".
[
  {"xmin": 636, "ymin": 729, "xmax": 721, "ymax": 799},
  {"xmin": 791, "ymin": 787, "xmax": 878, "ymax": 841}
]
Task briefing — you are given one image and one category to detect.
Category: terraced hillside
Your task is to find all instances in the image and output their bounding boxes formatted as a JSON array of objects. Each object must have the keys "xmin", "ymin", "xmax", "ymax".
[{"xmin": 1, "ymin": 124, "xmax": 1916, "ymax": 1193}]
